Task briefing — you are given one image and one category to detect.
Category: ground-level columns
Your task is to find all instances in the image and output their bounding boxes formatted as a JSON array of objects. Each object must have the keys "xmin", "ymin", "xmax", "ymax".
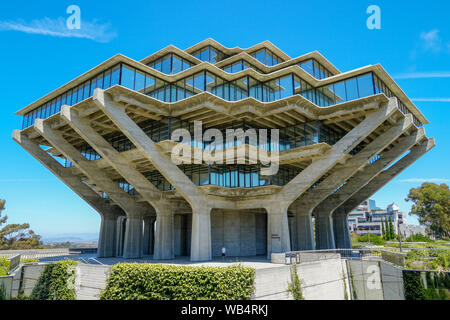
[
  {"xmin": 266, "ymin": 204, "xmax": 291, "ymax": 258},
  {"xmin": 315, "ymin": 213, "xmax": 336, "ymax": 250},
  {"xmin": 277, "ymin": 98, "xmax": 397, "ymax": 203},
  {"xmin": 143, "ymin": 217, "xmax": 155, "ymax": 255},
  {"xmin": 190, "ymin": 204, "xmax": 212, "ymax": 261},
  {"xmin": 153, "ymin": 206, "xmax": 175, "ymax": 260},
  {"xmin": 333, "ymin": 207, "xmax": 351, "ymax": 249},
  {"xmin": 122, "ymin": 214, "xmax": 144, "ymax": 259},
  {"xmin": 98, "ymin": 211, "xmax": 121, "ymax": 258},
  {"xmin": 295, "ymin": 212, "xmax": 315, "ymax": 250}
]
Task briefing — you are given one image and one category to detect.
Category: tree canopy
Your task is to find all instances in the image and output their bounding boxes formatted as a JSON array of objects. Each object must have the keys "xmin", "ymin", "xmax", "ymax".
[
  {"xmin": 0, "ymin": 199, "xmax": 42, "ymax": 249},
  {"xmin": 405, "ymin": 183, "xmax": 450, "ymax": 239}
]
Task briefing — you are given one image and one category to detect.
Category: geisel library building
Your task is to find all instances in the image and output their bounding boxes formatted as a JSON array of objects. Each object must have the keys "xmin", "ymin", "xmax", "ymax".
[{"xmin": 13, "ymin": 39, "xmax": 434, "ymax": 261}]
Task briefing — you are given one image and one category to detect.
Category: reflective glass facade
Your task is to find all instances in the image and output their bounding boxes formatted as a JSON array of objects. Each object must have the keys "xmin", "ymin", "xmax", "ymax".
[
  {"xmin": 251, "ymin": 48, "xmax": 281, "ymax": 66},
  {"xmin": 298, "ymin": 59, "xmax": 332, "ymax": 79},
  {"xmin": 66, "ymin": 118, "xmax": 342, "ymax": 168},
  {"xmin": 147, "ymin": 53, "xmax": 193, "ymax": 74},
  {"xmin": 192, "ymin": 46, "xmax": 228, "ymax": 63},
  {"xmin": 112, "ymin": 163, "xmax": 302, "ymax": 195}
]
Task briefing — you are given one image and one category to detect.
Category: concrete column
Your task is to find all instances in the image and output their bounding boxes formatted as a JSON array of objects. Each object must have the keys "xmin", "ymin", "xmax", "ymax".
[
  {"xmin": 296, "ymin": 213, "xmax": 315, "ymax": 250},
  {"xmin": 116, "ymin": 216, "xmax": 126, "ymax": 257},
  {"xmin": 190, "ymin": 205, "xmax": 212, "ymax": 261},
  {"xmin": 123, "ymin": 215, "xmax": 143, "ymax": 259},
  {"xmin": 154, "ymin": 208, "xmax": 174, "ymax": 260},
  {"xmin": 97, "ymin": 212, "xmax": 120, "ymax": 258},
  {"xmin": 143, "ymin": 217, "xmax": 155, "ymax": 255},
  {"xmin": 333, "ymin": 207, "xmax": 351, "ymax": 249},
  {"xmin": 266, "ymin": 204, "xmax": 291, "ymax": 258},
  {"xmin": 315, "ymin": 213, "xmax": 336, "ymax": 250}
]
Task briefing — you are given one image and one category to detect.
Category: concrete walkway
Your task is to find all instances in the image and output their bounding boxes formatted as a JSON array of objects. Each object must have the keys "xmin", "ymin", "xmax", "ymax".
[{"xmin": 38, "ymin": 254, "xmax": 280, "ymax": 269}]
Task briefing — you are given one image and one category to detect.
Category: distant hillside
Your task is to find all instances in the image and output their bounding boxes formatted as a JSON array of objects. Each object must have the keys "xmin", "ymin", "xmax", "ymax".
[{"xmin": 41, "ymin": 233, "xmax": 98, "ymax": 243}]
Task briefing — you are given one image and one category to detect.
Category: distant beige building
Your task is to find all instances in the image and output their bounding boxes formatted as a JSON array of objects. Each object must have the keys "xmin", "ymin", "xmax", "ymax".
[{"xmin": 13, "ymin": 39, "xmax": 434, "ymax": 261}]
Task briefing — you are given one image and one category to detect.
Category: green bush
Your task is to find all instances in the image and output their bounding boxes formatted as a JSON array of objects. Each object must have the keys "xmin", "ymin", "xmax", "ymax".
[
  {"xmin": 403, "ymin": 271, "xmax": 425, "ymax": 300},
  {"xmin": 357, "ymin": 234, "xmax": 385, "ymax": 245},
  {"xmin": 101, "ymin": 263, "xmax": 255, "ymax": 300},
  {"xmin": 0, "ymin": 257, "xmax": 9, "ymax": 276},
  {"xmin": 404, "ymin": 234, "xmax": 433, "ymax": 242},
  {"xmin": 287, "ymin": 264, "xmax": 304, "ymax": 300},
  {"xmin": 30, "ymin": 260, "xmax": 78, "ymax": 300}
]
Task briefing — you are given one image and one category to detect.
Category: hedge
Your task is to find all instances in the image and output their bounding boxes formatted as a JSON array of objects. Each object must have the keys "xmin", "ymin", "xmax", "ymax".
[
  {"xmin": 100, "ymin": 263, "xmax": 255, "ymax": 300},
  {"xmin": 0, "ymin": 257, "xmax": 9, "ymax": 276},
  {"xmin": 30, "ymin": 260, "xmax": 78, "ymax": 300}
]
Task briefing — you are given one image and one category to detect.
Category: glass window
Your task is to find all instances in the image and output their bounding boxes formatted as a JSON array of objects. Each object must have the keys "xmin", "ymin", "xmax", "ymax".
[
  {"xmin": 333, "ymin": 81, "xmax": 346, "ymax": 104},
  {"xmin": 172, "ymin": 55, "xmax": 182, "ymax": 74},
  {"xmin": 110, "ymin": 65, "xmax": 120, "ymax": 86},
  {"xmin": 121, "ymin": 66, "xmax": 135, "ymax": 89},
  {"xmin": 161, "ymin": 56, "xmax": 171, "ymax": 74},
  {"xmin": 357, "ymin": 73, "xmax": 375, "ymax": 98},
  {"xmin": 135, "ymin": 70, "xmax": 145, "ymax": 92},
  {"xmin": 345, "ymin": 78, "xmax": 359, "ymax": 101}
]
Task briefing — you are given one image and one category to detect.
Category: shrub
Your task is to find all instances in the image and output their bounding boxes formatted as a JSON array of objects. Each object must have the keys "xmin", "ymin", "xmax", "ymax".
[
  {"xmin": 30, "ymin": 260, "xmax": 78, "ymax": 300},
  {"xmin": 101, "ymin": 263, "xmax": 255, "ymax": 300},
  {"xmin": 403, "ymin": 271, "xmax": 425, "ymax": 300},
  {"xmin": 0, "ymin": 257, "xmax": 9, "ymax": 276},
  {"xmin": 287, "ymin": 264, "xmax": 304, "ymax": 300},
  {"xmin": 404, "ymin": 234, "xmax": 433, "ymax": 242},
  {"xmin": 357, "ymin": 234, "xmax": 385, "ymax": 245}
]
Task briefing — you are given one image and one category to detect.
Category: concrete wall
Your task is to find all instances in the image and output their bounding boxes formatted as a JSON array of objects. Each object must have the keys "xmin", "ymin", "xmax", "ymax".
[
  {"xmin": 0, "ymin": 276, "xmax": 13, "ymax": 299},
  {"xmin": 74, "ymin": 264, "xmax": 110, "ymax": 300},
  {"xmin": 174, "ymin": 214, "xmax": 191, "ymax": 256},
  {"xmin": 347, "ymin": 260, "xmax": 384, "ymax": 300},
  {"xmin": 380, "ymin": 262, "xmax": 404, "ymax": 300},
  {"xmin": 211, "ymin": 210, "xmax": 266, "ymax": 257},
  {"xmin": 253, "ymin": 258, "xmax": 350, "ymax": 300}
]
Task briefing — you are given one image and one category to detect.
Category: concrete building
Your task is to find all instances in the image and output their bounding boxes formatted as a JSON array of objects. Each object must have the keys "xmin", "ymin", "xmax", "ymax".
[
  {"xmin": 349, "ymin": 200, "xmax": 407, "ymax": 236},
  {"xmin": 13, "ymin": 39, "xmax": 435, "ymax": 261}
]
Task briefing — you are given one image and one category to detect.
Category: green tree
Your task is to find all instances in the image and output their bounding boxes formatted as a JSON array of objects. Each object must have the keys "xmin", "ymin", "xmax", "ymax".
[
  {"xmin": 0, "ymin": 200, "xmax": 42, "ymax": 250},
  {"xmin": 388, "ymin": 216, "xmax": 395, "ymax": 240},
  {"xmin": 381, "ymin": 218, "xmax": 386, "ymax": 240},
  {"xmin": 405, "ymin": 183, "xmax": 450, "ymax": 239}
]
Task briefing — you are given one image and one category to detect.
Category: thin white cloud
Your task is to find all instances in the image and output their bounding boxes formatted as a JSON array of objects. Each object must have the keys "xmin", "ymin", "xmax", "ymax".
[
  {"xmin": 0, "ymin": 17, "xmax": 116, "ymax": 43},
  {"xmin": 397, "ymin": 178, "xmax": 450, "ymax": 183},
  {"xmin": 411, "ymin": 98, "xmax": 450, "ymax": 102},
  {"xmin": 420, "ymin": 29, "xmax": 442, "ymax": 52},
  {"xmin": 394, "ymin": 72, "xmax": 450, "ymax": 79}
]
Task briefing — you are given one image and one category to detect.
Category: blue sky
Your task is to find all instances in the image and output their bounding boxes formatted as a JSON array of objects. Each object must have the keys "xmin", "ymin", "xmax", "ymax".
[{"xmin": 0, "ymin": 0, "xmax": 448, "ymax": 237}]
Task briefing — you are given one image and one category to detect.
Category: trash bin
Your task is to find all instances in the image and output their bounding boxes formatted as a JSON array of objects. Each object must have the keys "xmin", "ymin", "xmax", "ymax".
[{"xmin": 285, "ymin": 253, "xmax": 291, "ymax": 264}]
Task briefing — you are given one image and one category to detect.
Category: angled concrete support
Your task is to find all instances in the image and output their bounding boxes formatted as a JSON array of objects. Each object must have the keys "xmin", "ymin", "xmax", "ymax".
[
  {"xmin": 60, "ymin": 105, "xmax": 164, "ymax": 206},
  {"xmin": 34, "ymin": 118, "xmax": 150, "ymax": 259},
  {"xmin": 153, "ymin": 207, "xmax": 175, "ymax": 259},
  {"xmin": 190, "ymin": 204, "xmax": 212, "ymax": 261},
  {"xmin": 297, "ymin": 114, "xmax": 413, "ymax": 248},
  {"xmin": 278, "ymin": 99, "xmax": 398, "ymax": 204},
  {"xmin": 12, "ymin": 130, "xmax": 125, "ymax": 258},
  {"xmin": 93, "ymin": 89, "xmax": 202, "ymax": 206},
  {"xmin": 340, "ymin": 138, "xmax": 435, "ymax": 215},
  {"xmin": 316, "ymin": 127, "xmax": 425, "ymax": 218},
  {"xmin": 266, "ymin": 204, "xmax": 291, "ymax": 257}
]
